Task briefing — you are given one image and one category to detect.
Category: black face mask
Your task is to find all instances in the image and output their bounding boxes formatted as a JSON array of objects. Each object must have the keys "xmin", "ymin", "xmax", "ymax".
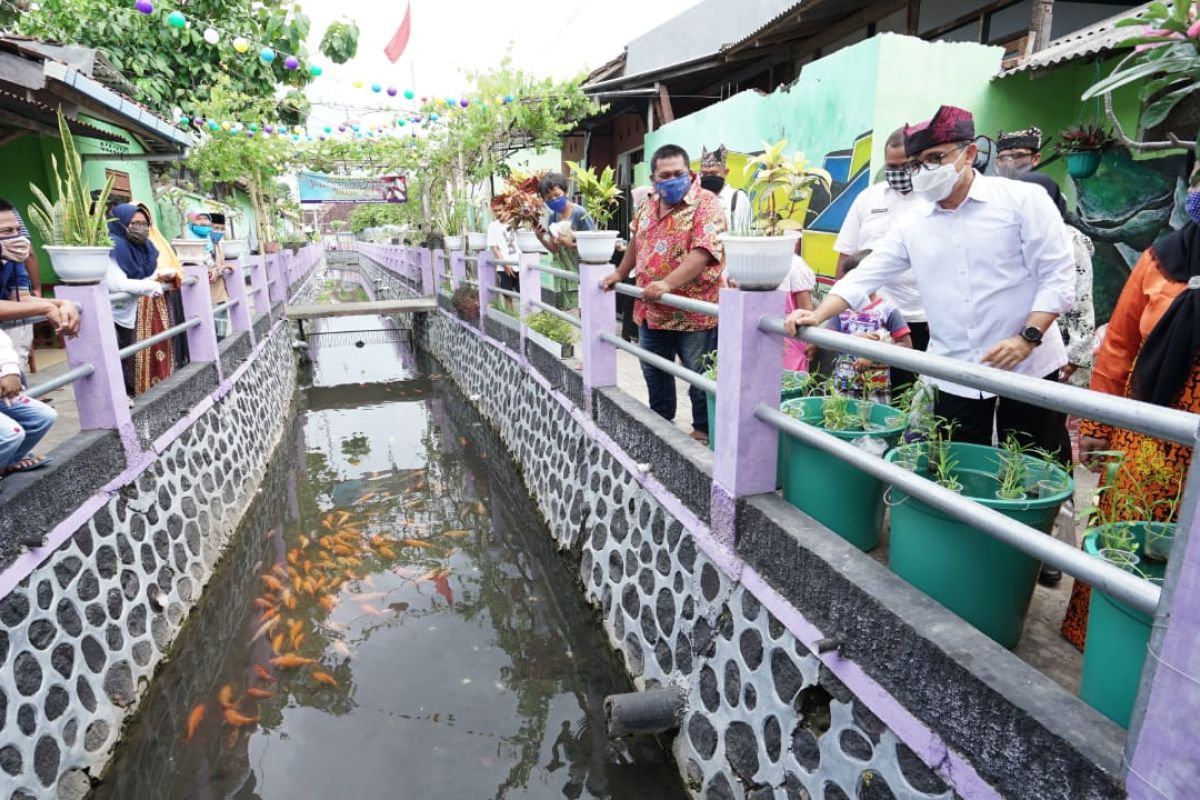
[{"xmin": 700, "ymin": 175, "xmax": 726, "ymax": 194}]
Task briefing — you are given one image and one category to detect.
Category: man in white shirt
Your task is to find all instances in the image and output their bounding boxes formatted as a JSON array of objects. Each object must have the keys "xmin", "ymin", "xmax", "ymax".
[
  {"xmin": 833, "ymin": 127, "xmax": 926, "ymax": 389},
  {"xmin": 699, "ymin": 145, "xmax": 752, "ymax": 234},
  {"xmin": 486, "ymin": 196, "xmax": 519, "ymax": 310},
  {"xmin": 786, "ymin": 105, "xmax": 1074, "ymax": 461}
]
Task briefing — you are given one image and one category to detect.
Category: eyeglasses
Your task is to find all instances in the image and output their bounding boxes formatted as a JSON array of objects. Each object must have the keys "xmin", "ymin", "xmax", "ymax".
[
  {"xmin": 996, "ymin": 151, "xmax": 1034, "ymax": 165},
  {"xmin": 905, "ymin": 143, "xmax": 967, "ymax": 175},
  {"xmin": 127, "ymin": 223, "xmax": 150, "ymax": 231}
]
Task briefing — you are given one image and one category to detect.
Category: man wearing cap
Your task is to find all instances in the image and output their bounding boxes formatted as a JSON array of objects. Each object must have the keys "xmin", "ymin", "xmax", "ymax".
[
  {"xmin": 699, "ymin": 145, "xmax": 752, "ymax": 234},
  {"xmin": 785, "ymin": 105, "xmax": 1074, "ymax": 461},
  {"xmin": 833, "ymin": 126, "xmax": 927, "ymax": 390},
  {"xmin": 995, "ymin": 127, "xmax": 1043, "ymax": 179}
]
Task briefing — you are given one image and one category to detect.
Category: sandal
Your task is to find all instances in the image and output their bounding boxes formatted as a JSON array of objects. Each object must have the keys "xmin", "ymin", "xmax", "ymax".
[{"xmin": 3, "ymin": 454, "xmax": 52, "ymax": 475}]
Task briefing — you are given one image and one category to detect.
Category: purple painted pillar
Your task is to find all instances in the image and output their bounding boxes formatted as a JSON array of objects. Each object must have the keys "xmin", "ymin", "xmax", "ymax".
[
  {"xmin": 1125, "ymin": 444, "xmax": 1200, "ymax": 797},
  {"xmin": 266, "ymin": 254, "xmax": 287, "ymax": 305},
  {"xmin": 247, "ymin": 255, "xmax": 271, "ymax": 320},
  {"xmin": 419, "ymin": 248, "xmax": 434, "ymax": 296},
  {"xmin": 222, "ymin": 259, "xmax": 254, "ymax": 342},
  {"xmin": 477, "ymin": 252, "xmax": 496, "ymax": 321},
  {"xmin": 180, "ymin": 265, "xmax": 222, "ymax": 377},
  {"xmin": 450, "ymin": 251, "xmax": 466, "ymax": 291},
  {"xmin": 433, "ymin": 249, "xmax": 447, "ymax": 292},
  {"xmin": 713, "ymin": 288, "xmax": 785, "ymax": 498},
  {"xmin": 519, "ymin": 251, "xmax": 541, "ymax": 346},
  {"xmin": 56, "ymin": 284, "xmax": 139, "ymax": 459},
  {"xmin": 578, "ymin": 261, "xmax": 617, "ymax": 393}
]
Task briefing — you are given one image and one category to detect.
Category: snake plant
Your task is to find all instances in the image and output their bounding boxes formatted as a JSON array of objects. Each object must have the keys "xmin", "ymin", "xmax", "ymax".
[{"xmin": 28, "ymin": 108, "xmax": 115, "ymax": 247}]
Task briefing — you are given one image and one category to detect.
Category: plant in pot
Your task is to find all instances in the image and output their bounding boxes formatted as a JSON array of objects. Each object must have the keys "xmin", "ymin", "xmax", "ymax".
[
  {"xmin": 27, "ymin": 109, "xmax": 116, "ymax": 285},
  {"xmin": 565, "ymin": 160, "xmax": 620, "ymax": 263},
  {"xmin": 1056, "ymin": 122, "xmax": 1112, "ymax": 180},
  {"xmin": 1077, "ymin": 440, "xmax": 1182, "ymax": 727},
  {"xmin": 493, "ymin": 171, "xmax": 546, "ymax": 253},
  {"xmin": 451, "ymin": 284, "xmax": 480, "ymax": 322},
  {"xmin": 884, "ymin": 423, "xmax": 1074, "ymax": 647},
  {"xmin": 723, "ymin": 140, "xmax": 831, "ymax": 290},
  {"xmin": 776, "ymin": 379, "xmax": 907, "ymax": 551},
  {"xmin": 525, "ymin": 310, "xmax": 577, "ymax": 358},
  {"xmin": 466, "ymin": 196, "xmax": 488, "ymax": 252}
]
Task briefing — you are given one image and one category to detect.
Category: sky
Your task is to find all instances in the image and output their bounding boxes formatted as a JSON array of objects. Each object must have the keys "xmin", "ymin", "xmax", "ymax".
[{"xmin": 298, "ymin": 0, "xmax": 699, "ymax": 134}]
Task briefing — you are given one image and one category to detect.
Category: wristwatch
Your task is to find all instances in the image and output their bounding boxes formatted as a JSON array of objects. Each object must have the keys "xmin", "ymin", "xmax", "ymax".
[{"xmin": 1019, "ymin": 326, "xmax": 1043, "ymax": 346}]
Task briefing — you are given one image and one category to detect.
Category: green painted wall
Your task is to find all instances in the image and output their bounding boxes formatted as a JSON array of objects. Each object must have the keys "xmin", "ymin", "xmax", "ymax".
[
  {"xmin": 75, "ymin": 115, "xmax": 155, "ymax": 210},
  {"xmin": 0, "ymin": 135, "xmax": 54, "ymax": 287}
]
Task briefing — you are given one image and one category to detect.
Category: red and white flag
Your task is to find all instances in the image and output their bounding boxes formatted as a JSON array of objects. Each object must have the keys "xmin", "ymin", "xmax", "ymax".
[{"xmin": 383, "ymin": 3, "xmax": 412, "ymax": 63}]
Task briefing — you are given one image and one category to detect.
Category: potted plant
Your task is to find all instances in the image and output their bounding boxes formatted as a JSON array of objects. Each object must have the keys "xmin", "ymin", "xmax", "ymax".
[
  {"xmin": 494, "ymin": 171, "xmax": 546, "ymax": 253},
  {"xmin": 1057, "ymin": 123, "xmax": 1111, "ymax": 179},
  {"xmin": 1078, "ymin": 443, "xmax": 1182, "ymax": 727},
  {"xmin": 565, "ymin": 160, "xmax": 621, "ymax": 263},
  {"xmin": 722, "ymin": 140, "xmax": 831, "ymax": 290},
  {"xmin": 220, "ymin": 238, "xmax": 247, "ymax": 260},
  {"xmin": 884, "ymin": 428, "xmax": 1074, "ymax": 647},
  {"xmin": 451, "ymin": 284, "xmax": 480, "ymax": 322},
  {"xmin": 778, "ymin": 381, "xmax": 907, "ymax": 551},
  {"xmin": 525, "ymin": 310, "xmax": 577, "ymax": 359},
  {"xmin": 466, "ymin": 196, "xmax": 488, "ymax": 252},
  {"xmin": 27, "ymin": 110, "xmax": 116, "ymax": 285}
]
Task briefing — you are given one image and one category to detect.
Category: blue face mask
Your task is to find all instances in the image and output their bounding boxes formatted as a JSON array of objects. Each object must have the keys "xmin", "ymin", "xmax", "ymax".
[
  {"xmin": 546, "ymin": 195, "xmax": 568, "ymax": 214},
  {"xmin": 655, "ymin": 174, "xmax": 691, "ymax": 206},
  {"xmin": 210, "ymin": 231, "xmax": 225, "ymax": 243},
  {"xmin": 1187, "ymin": 191, "xmax": 1200, "ymax": 226},
  {"xmin": 189, "ymin": 223, "xmax": 212, "ymax": 238}
]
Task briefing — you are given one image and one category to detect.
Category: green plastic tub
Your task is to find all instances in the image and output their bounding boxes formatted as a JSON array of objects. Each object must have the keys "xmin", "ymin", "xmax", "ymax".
[
  {"xmin": 705, "ymin": 372, "xmax": 810, "ymax": 486},
  {"xmin": 1080, "ymin": 523, "xmax": 1170, "ymax": 727},
  {"xmin": 780, "ymin": 397, "xmax": 906, "ymax": 551},
  {"xmin": 885, "ymin": 441, "xmax": 1074, "ymax": 648}
]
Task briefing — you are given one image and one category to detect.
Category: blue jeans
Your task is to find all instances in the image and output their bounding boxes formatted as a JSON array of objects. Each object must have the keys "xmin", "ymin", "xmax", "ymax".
[
  {"xmin": 638, "ymin": 324, "xmax": 717, "ymax": 433},
  {"xmin": 0, "ymin": 394, "xmax": 56, "ymax": 467}
]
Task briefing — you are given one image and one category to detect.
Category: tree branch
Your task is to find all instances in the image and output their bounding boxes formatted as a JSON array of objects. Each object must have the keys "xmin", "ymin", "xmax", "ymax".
[{"xmin": 1104, "ymin": 91, "xmax": 1195, "ymax": 153}]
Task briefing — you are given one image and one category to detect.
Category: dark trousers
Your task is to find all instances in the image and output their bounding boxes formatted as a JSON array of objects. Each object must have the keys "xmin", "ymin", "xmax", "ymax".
[
  {"xmin": 934, "ymin": 370, "xmax": 1072, "ymax": 466},
  {"xmin": 114, "ymin": 324, "xmax": 136, "ymax": 397},
  {"xmin": 617, "ymin": 277, "xmax": 639, "ymax": 341},
  {"xmin": 639, "ymin": 324, "xmax": 716, "ymax": 433},
  {"xmin": 891, "ymin": 321, "xmax": 929, "ymax": 393}
]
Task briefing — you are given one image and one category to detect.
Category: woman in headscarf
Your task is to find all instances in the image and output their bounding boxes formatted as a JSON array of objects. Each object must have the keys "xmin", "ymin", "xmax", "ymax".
[
  {"xmin": 105, "ymin": 203, "xmax": 168, "ymax": 397},
  {"xmin": 1059, "ymin": 173, "xmax": 1199, "ymax": 649}
]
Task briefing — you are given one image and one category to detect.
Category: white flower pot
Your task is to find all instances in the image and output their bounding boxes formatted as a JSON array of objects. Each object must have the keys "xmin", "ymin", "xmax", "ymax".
[
  {"xmin": 172, "ymin": 239, "xmax": 209, "ymax": 265},
  {"xmin": 44, "ymin": 246, "xmax": 111, "ymax": 285},
  {"xmin": 574, "ymin": 230, "xmax": 619, "ymax": 263},
  {"xmin": 467, "ymin": 232, "xmax": 487, "ymax": 251},
  {"xmin": 721, "ymin": 233, "xmax": 798, "ymax": 291},
  {"xmin": 443, "ymin": 235, "xmax": 464, "ymax": 252},
  {"xmin": 515, "ymin": 229, "xmax": 544, "ymax": 253},
  {"xmin": 220, "ymin": 239, "xmax": 246, "ymax": 260}
]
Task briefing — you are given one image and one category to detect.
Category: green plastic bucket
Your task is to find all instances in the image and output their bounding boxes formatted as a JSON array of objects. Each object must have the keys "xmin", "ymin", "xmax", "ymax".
[
  {"xmin": 1080, "ymin": 523, "xmax": 1169, "ymax": 727},
  {"xmin": 885, "ymin": 441, "xmax": 1073, "ymax": 647},
  {"xmin": 780, "ymin": 397, "xmax": 906, "ymax": 551},
  {"xmin": 706, "ymin": 371, "xmax": 810, "ymax": 484}
]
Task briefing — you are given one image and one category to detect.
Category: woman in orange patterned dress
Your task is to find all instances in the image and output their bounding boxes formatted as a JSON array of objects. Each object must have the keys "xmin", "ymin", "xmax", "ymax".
[{"xmin": 1060, "ymin": 201, "xmax": 1199, "ymax": 649}]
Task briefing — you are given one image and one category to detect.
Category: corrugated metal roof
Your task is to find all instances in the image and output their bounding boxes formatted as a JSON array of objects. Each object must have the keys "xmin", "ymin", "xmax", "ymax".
[
  {"xmin": 723, "ymin": 1, "xmax": 804, "ymax": 53},
  {"xmin": 0, "ymin": 87, "xmax": 125, "ymax": 143},
  {"xmin": 1002, "ymin": 2, "xmax": 1153, "ymax": 76}
]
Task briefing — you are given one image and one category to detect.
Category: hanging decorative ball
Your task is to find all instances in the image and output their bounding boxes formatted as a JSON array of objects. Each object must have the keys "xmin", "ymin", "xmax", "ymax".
[
  {"xmin": 220, "ymin": 120, "xmax": 232, "ymax": 131},
  {"xmin": 134, "ymin": 0, "xmax": 153, "ymax": 14},
  {"xmin": 371, "ymin": 83, "xmax": 382, "ymax": 93},
  {"xmin": 248, "ymin": 123, "xmax": 259, "ymax": 132},
  {"xmin": 387, "ymin": 86, "xmax": 397, "ymax": 97},
  {"xmin": 319, "ymin": 135, "xmax": 326, "ymax": 141},
  {"xmin": 460, "ymin": 98, "xmax": 469, "ymax": 108},
  {"xmin": 366, "ymin": 131, "xmax": 374, "ymax": 138},
  {"xmin": 247, "ymin": 131, "xmax": 256, "ymax": 138},
  {"xmin": 277, "ymin": 125, "xmax": 288, "ymax": 134},
  {"xmin": 207, "ymin": 120, "xmax": 220, "ymax": 131},
  {"xmin": 337, "ymin": 125, "xmax": 346, "ymax": 132},
  {"xmin": 203, "ymin": 27, "xmax": 219, "ymax": 45},
  {"xmin": 306, "ymin": 135, "xmax": 313, "ymax": 142},
  {"xmin": 309, "ymin": 64, "xmax": 323, "ymax": 77},
  {"xmin": 420, "ymin": 96, "xmax": 428, "ymax": 103},
  {"xmin": 264, "ymin": 124, "xmax": 274, "ymax": 133},
  {"xmin": 323, "ymin": 125, "xmax": 332, "ymax": 134},
  {"xmin": 166, "ymin": 11, "xmax": 186, "ymax": 28},
  {"xmin": 351, "ymin": 124, "xmax": 360, "ymax": 132},
  {"xmin": 355, "ymin": 133, "xmax": 362, "ymax": 139},
  {"xmin": 503, "ymin": 94, "xmax": 514, "ymax": 104},
  {"xmin": 352, "ymin": 80, "xmax": 364, "ymax": 89},
  {"xmin": 430, "ymin": 112, "xmax": 440, "ymax": 121},
  {"xmin": 232, "ymin": 36, "xmax": 250, "ymax": 54},
  {"xmin": 284, "ymin": 56, "xmax": 300, "ymax": 71},
  {"xmin": 403, "ymin": 89, "xmax": 414, "ymax": 100},
  {"xmin": 177, "ymin": 115, "xmax": 190, "ymax": 126},
  {"xmin": 259, "ymin": 48, "xmax": 276, "ymax": 63},
  {"xmin": 292, "ymin": 134, "xmax": 300, "ymax": 141}
]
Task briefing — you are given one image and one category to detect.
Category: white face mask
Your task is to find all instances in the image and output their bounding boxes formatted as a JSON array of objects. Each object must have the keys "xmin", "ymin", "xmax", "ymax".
[{"xmin": 911, "ymin": 148, "xmax": 967, "ymax": 202}]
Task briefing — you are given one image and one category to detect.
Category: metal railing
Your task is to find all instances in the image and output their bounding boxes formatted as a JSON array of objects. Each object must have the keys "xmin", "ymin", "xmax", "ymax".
[
  {"xmin": 117, "ymin": 317, "xmax": 201, "ymax": 360},
  {"xmin": 600, "ymin": 330, "xmax": 716, "ymax": 394},
  {"xmin": 529, "ymin": 299, "xmax": 581, "ymax": 329},
  {"xmin": 530, "ymin": 263, "xmax": 581, "ymax": 283},
  {"xmin": 613, "ymin": 281, "xmax": 720, "ymax": 319},
  {"xmin": 26, "ymin": 364, "xmax": 95, "ymax": 400}
]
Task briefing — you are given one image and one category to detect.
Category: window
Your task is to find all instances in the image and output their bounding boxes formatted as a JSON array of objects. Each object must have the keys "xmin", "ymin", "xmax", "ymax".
[{"xmin": 105, "ymin": 169, "xmax": 131, "ymax": 203}]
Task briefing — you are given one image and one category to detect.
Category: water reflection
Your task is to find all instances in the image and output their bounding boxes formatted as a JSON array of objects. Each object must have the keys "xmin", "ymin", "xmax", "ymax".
[{"xmin": 93, "ymin": 308, "xmax": 683, "ymax": 800}]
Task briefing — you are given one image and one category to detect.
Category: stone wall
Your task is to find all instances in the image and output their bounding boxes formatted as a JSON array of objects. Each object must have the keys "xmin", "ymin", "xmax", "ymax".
[
  {"xmin": 0, "ymin": 323, "xmax": 297, "ymax": 800},
  {"xmin": 416, "ymin": 311, "xmax": 959, "ymax": 800}
]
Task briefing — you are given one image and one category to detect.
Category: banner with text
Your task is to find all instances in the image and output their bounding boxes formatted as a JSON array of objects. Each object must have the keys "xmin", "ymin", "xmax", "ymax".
[{"xmin": 298, "ymin": 172, "xmax": 408, "ymax": 204}]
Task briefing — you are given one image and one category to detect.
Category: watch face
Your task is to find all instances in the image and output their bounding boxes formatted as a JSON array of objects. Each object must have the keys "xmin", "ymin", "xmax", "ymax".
[{"xmin": 1022, "ymin": 326, "xmax": 1042, "ymax": 343}]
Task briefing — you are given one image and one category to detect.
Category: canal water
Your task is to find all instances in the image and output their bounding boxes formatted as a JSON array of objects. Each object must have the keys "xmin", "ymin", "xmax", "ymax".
[{"xmin": 93, "ymin": 309, "xmax": 684, "ymax": 799}]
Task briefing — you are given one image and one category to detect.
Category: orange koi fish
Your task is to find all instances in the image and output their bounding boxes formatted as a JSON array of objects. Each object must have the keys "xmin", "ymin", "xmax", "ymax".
[
  {"xmin": 288, "ymin": 620, "xmax": 303, "ymax": 641},
  {"xmin": 271, "ymin": 632, "xmax": 285, "ymax": 655},
  {"xmin": 291, "ymin": 633, "xmax": 306, "ymax": 650},
  {"xmin": 224, "ymin": 708, "xmax": 259, "ymax": 727},
  {"xmin": 218, "ymin": 685, "xmax": 236, "ymax": 710},
  {"xmin": 186, "ymin": 704, "xmax": 206, "ymax": 741},
  {"xmin": 245, "ymin": 687, "xmax": 274, "ymax": 699},
  {"xmin": 270, "ymin": 654, "xmax": 317, "ymax": 669},
  {"xmin": 400, "ymin": 538, "xmax": 433, "ymax": 549},
  {"xmin": 312, "ymin": 670, "xmax": 339, "ymax": 688},
  {"xmin": 298, "ymin": 534, "xmax": 311, "ymax": 549},
  {"xmin": 286, "ymin": 551, "xmax": 300, "ymax": 566},
  {"xmin": 250, "ymin": 616, "xmax": 279, "ymax": 643},
  {"xmin": 253, "ymin": 598, "xmax": 275, "ymax": 610},
  {"xmin": 359, "ymin": 603, "xmax": 383, "ymax": 616},
  {"xmin": 271, "ymin": 564, "xmax": 288, "ymax": 579},
  {"xmin": 319, "ymin": 595, "xmax": 336, "ymax": 612},
  {"xmin": 376, "ymin": 546, "xmax": 396, "ymax": 559},
  {"xmin": 261, "ymin": 575, "xmax": 285, "ymax": 593},
  {"xmin": 252, "ymin": 664, "xmax": 274, "ymax": 682},
  {"xmin": 443, "ymin": 530, "xmax": 469, "ymax": 539}
]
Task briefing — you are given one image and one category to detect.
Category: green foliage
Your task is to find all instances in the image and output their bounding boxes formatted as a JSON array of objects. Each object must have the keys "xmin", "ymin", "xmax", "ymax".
[
  {"xmin": 27, "ymin": 109, "xmax": 115, "ymax": 246},
  {"xmin": 17, "ymin": 0, "xmax": 316, "ymax": 118},
  {"xmin": 997, "ymin": 435, "xmax": 1030, "ymax": 500},
  {"xmin": 926, "ymin": 419, "xmax": 961, "ymax": 491},
  {"xmin": 319, "ymin": 20, "xmax": 359, "ymax": 64},
  {"xmin": 525, "ymin": 311, "xmax": 577, "ymax": 345},
  {"xmin": 1056, "ymin": 122, "xmax": 1113, "ymax": 154},
  {"xmin": 349, "ymin": 204, "xmax": 410, "ymax": 234},
  {"xmin": 743, "ymin": 140, "xmax": 832, "ymax": 237},
  {"xmin": 565, "ymin": 160, "xmax": 619, "ymax": 229}
]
